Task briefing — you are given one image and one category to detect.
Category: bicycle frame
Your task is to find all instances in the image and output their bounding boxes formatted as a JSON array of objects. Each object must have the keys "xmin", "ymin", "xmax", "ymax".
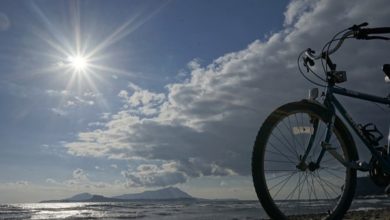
[{"xmin": 305, "ymin": 84, "xmax": 390, "ymax": 173}]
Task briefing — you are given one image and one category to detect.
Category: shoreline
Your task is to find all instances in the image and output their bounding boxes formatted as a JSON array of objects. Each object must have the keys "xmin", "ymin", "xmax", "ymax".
[{"xmin": 285, "ymin": 207, "xmax": 390, "ymax": 220}]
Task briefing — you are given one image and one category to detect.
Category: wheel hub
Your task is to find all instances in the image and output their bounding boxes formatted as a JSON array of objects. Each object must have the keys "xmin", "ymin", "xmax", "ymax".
[
  {"xmin": 296, "ymin": 161, "xmax": 307, "ymax": 171},
  {"xmin": 308, "ymin": 161, "xmax": 319, "ymax": 171},
  {"xmin": 296, "ymin": 161, "xmax": 319, "ymax": 172}
]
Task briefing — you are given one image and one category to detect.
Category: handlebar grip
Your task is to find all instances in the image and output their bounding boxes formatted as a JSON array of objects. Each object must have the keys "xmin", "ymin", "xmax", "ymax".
[{"xmin": 360, "ymin": 27, "xmax": 390, "ymax": 35}]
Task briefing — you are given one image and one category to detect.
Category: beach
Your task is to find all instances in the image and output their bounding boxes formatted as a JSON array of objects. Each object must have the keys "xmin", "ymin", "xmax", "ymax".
[
  {"xmin": 345, "ymin": 208, "xmax": 390, "ymax": 220},
  {"xmin": 287, "ymin": 208, "xmax": 390, "ymax": 220}
]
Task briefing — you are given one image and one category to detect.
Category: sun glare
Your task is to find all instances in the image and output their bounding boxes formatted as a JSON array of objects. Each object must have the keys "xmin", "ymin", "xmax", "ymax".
[{"xmin": 68, "ymin": 55, "xmax": 88, "ymax": 72}]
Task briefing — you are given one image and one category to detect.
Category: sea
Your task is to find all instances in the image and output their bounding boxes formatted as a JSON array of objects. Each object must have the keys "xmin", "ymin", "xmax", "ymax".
[{"xmin": 1, "ymin": 197, "xmax": 389, "ymax": 220}]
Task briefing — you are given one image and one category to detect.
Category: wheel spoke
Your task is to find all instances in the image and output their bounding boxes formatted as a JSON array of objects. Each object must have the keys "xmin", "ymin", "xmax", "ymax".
[
  {"xmin": 264, "ymin": 159, "xmax": 295, "ymax": 164},
  {"xmin": 267, "ymin": 142, "xmax": 297, "ymax": 164},
  {"xmin": 271, "ymin": 171, "xmax": 297, "ymax": 198},
  {"xmin": 273, "ymin": 126, "xmax": 300, "ymax": 159},
  {"xmin": 268, "ymin": 171, "xmax": 297, "ymax": 191},
  {"xmin": 266, "ymin": 172, "xmax": 294, "ymax": 181}
]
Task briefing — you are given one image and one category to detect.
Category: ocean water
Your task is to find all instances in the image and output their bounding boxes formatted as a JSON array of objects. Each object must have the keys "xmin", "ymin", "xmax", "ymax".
[
  {"xmin": 1, "ymin": 198, "xmax": 390, "ymax": 220},
  {"xmin": 0, "ymin": 200, "xmax": 264, "ymax": 220}
]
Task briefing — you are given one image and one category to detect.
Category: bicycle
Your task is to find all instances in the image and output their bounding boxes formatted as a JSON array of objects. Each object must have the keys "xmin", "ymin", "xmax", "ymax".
[{"xmin": 251, "ymin": 23, "xmax": 390, "ymax": 220}]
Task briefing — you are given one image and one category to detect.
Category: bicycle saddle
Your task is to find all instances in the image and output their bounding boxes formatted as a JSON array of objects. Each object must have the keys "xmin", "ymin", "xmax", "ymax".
[{"xmin": 383, "ymin": 64, "xmax": 390, "ymax": 78}]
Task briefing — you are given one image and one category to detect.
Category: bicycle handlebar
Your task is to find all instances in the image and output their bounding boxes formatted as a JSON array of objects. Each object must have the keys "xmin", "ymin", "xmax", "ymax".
[
  {"xmin": 300, "ymin": 23, "xmax": 390, "ymax": 86},
  {"xmin": 359, "ymin": 27, "xmax": 390, "ymax": 36},
  {"xmin": 305, "ymin": 23, "xmax": 390, "ymax": 60},
  {"xmin": 305, "ymin": 31, "xmax": 354, "ymax": 60}
]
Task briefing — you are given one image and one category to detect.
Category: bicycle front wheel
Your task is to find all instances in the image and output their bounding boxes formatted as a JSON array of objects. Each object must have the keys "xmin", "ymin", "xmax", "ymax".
[{"xmin": 252, "ymin": 101, "xmax": 357, "ymax": 220}]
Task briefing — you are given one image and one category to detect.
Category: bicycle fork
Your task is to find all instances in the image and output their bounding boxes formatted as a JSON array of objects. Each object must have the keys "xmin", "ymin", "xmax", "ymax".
[
  {"xmin": 296, "ymin": 114, "xmax": 347, "ymax": 171},
  {"xmin": 297, "ymin": 114, "xmax": 370, "ymax": 172}
]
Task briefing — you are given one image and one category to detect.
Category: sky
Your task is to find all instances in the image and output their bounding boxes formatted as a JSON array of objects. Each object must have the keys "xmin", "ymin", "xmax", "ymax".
[{"xmin": 0, "ymin": 0, "xmax": 389, "ymax": 203}]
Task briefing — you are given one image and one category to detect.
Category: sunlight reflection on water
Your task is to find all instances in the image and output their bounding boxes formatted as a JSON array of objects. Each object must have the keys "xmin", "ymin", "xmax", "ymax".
[
  {"xmin": 1, "ymin": 199, "xmax": 388, "ymax": 220},
  {"xmin": 2, "ymin": 203, "xmax": 118, "ymax": 219},
  {"xmin": 0, "ymin": 201, "xmax": 263, "ymax": 219}
]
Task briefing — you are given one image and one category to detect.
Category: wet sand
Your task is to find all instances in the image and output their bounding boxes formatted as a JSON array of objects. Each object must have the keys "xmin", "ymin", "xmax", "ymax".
[
  {"xmin": 343, "ymin": 208, "xmax": 390, "ymax": 220},
  {"xmin": 287, "ymin": 208, "xmax": 390, "ymax": 220}
]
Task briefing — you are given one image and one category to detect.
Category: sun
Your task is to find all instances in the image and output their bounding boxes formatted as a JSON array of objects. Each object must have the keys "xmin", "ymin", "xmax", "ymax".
[{"xmin": 68, "ymin": 55, "xmax": 89, "ymax": 72}]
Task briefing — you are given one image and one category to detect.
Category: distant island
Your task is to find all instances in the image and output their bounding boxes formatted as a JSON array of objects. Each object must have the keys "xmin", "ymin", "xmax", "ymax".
[
  {"xmin": 40, "ymin": 187, "xmax": 197, "ymax": 203},
  {"xmin": 40, "ymin": 176, "xmax": 383, "ymax": 203}
]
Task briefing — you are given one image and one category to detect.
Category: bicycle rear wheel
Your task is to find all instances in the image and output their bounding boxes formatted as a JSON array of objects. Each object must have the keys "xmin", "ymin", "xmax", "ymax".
[{"xmin": 252, "ymin": 101, "xmax": 358, "ymax": 220}]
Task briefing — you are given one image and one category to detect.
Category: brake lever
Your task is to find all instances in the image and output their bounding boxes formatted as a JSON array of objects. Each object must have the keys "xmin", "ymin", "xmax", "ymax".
[
  {"xmin": 305, "ymin": 48, "xmax": 316, "ymax": 57},
  {"xmin": 348, "ymin": 22, "xmax": 369, "ymax": 31},
  {"xmin": 303, "ymin": 56, "xmax": 315, "ymax": 72},
  {"xmin": 302, "ymin": 48, "xmax": 316, "ymax": 72}
]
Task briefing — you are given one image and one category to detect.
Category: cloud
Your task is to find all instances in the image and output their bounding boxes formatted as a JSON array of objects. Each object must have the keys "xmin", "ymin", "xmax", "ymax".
[
  {"xmin": 0, "ymin": 180, "xmax": 29, "ymax": 187},
  {"xmin": 15, "ymin": 181, "xmax": 29, "ymax": 186},
  {"xmin": 72, "ymin": 168, "xmax": 88, "ymax": 181},
  {"xmin": 46, "ymin": 89, "xmax": 99, "ymax": 115},
  {"xmin": 46, "ymin": 168, "xmax": 117, "ymax": 190},
  {"xmin": 51, "ymin": 107, "xmax": 68, "ymax": 116},
  {"xmin": 283, "ymin": 0, "xmax": 317, "ymax": 26},
  {"xmin": 118, "ymin": 84, "xmax": 165, "ymax": 116},
  {"xmin": 46, "ymin": 89, "xmax": 69, "ymax": 96},
  {"xmin": 64, "ymin": 0, "xmax": 390, "ymax": 187},
  {"xmin": 0, "ymin": 13, "xmax": 10, "ymax": 31},
  {"xmin": 46, "ymin": 178, "xmax": 57, "ymax": 184},
  {"xmin": 120, "ymin": 160, "xmax": 236, "ymax": 187},
  {"xmin": 121, "ymin": 162, "xmax": 187, "ymax": 187}
]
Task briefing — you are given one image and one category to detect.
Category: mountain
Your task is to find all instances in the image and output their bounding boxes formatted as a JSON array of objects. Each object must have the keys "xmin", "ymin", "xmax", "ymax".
[
  {"xmin": 84, "ymin": 195, "xmax": 125, "ymax": 202},
  {"xmin": 40, "ymin": 187, "xmax": 195, "ymax": 203},
  {"xmin": 113, "ymin": 187, "xmax": 193, "ymax": 200},
  {"xmin": 66, "ymin": 193, "xmax": 93, "ymax": 201}
]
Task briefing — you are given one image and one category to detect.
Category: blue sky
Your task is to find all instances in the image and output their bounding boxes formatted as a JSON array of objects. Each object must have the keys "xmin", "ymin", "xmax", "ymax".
[
  {"xmin": 0, "ymin": 0, "xmax": 288, "ymax": 202},
  {"xmin": 0, "ymin": 0, "xmax": 389, "ymax": 203}
]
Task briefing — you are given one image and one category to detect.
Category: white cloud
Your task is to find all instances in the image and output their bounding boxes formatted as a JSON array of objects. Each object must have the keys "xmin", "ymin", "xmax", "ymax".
[
  {"xmin": 45, "ymin": 168, "xmax": 120, "ymax": 191},
  {"xmin": 187, "ymin": 58, "xmax": 202, "ymax": 70},
  {"xmin": 51, "ymin": 107, "xmax": 68, "ymax": 116},
  {"xmin": 46, "ymin": 89, "xmax": 99, "ymax": 115},
  {"xmin": 121, "ymin": 161, "xmax": 186, "ymax": 187},
  {"xmin": 118, "ymin": 159, "xmax": 236, "ymax": 187},
  {"xmin": 72, "ymin": 168, "xmax": 88, "ymax": 181},
  {"xmin": 46, "ymin": 89, "xmax": 69, "ymax": 96},
  {"xmin": 0, "ymin": 13, "xmax": 10, "ymax": 31},
  {"xmin": 88, "ymin": 121, "xmax": 106, "ymax": 127},
  {"xmin": 284, "ymin": 0, "xmax": 317, "ymax": 26},
  {"xmin": 64, "ymin": 0, "xmax": 390, "ymax": 187},
  {"xmin": 118, "ymin": 85, "xmax": 165, "ymax": 116},
  {"xmin": 46, "ymin": 178, "xmax": 57, "ymax": 184},
  {"xmin": 15, "ymin": 181, "xmax": 29, "ymax": 186},
  {"xmin": 95, "ymin": 166, "xmax": 104, "ymax": 171}
]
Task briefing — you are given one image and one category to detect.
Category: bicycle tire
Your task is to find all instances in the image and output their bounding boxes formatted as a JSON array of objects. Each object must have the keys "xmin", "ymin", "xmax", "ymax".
[{"xmin": 252, "ymin": 100, "xmax": 358, "ymax": 220}]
